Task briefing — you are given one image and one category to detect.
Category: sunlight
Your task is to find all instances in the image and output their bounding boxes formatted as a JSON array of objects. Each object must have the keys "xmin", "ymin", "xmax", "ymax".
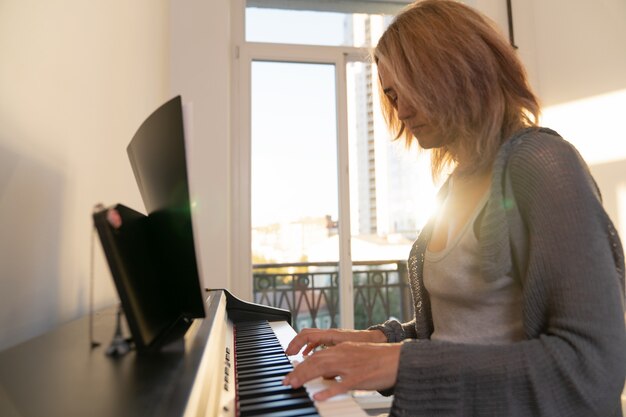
[
  {"xmin": 541, "ymin": 88, "xmax": 626, "ymax": 251},
  {"xmin": 540, "ymin": 88, "xmax": 626, "ymax": 165}
]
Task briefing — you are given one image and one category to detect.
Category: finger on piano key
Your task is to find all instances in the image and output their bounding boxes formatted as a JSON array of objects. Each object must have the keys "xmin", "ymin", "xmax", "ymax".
[
  {"xmin": 304, "ymin": 377, "xmax": 370, "ymax": 417},
  {"xmin": 268, "ymin": 321, "xmax": 369, "ymax": 417}
]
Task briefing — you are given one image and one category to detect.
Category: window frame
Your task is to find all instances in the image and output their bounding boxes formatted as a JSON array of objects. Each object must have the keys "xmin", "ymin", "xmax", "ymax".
[{"xmin": 231, "ymin": 0, "xmax": 374, "ymax": 328}]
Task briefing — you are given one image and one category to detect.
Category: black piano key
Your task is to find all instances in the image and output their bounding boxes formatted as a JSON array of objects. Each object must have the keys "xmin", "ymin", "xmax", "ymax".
[
  {"xmin": 237, "ymin": 347, "xmax": 282, "ymax": 356},
  {"xmin": 237, "ymin": 361, "xmax": 291, "ymax": 371},
  {"xmin": 239, "ymin": 397, "xmax": 316, "ymax": 416},
  {"xmin": 237, "ymin": 365, "xmax": 293, "ymax": 379},
  {"xmin": 237, "ymin": 341, "xmax": 279, "ymax": 349},
  {"xmin": 237, "ymin": 341, "xmax": 282, "ymax": 350},
  {"xmin": 237, "ymin": 376, "xmax": 286, "ymax": 390},
  {"xmin": 236, "ymin": 328, "xmax": 275, "ymax": 334},
  {"xmin": 236, "ymin": 332, "xmax": 272, "ymax": 339},
  {"xmin": 237, "ymin": 362, "xmax": 292, "ymax": 373},
  {"xmin": 237, "ymin": 354, "xmax": 290, "ymax": 364},
  {"xmin": 237, "ymin": 350, "xmax": 287, "ymax": 358},
  {"xmin": 236, "ymin": 334, "xmax": 277, "ymax": 342},
  {"xmin": 237, "ymin": 328, "xmax": 274, "ymax": 333},
  {"xmin": 236, "ymin": 348, "xmax": 285, "ymax": 359},
  {"xmin": 237, "ymin": 359, "xmax": 290, "ymax": 371},
  {"xmin": 236, "ymin": 325, "xmax": 272, "ymax": 330},
  {"xmin": 237, "ymin": 366, "xmax": 291, "ymax": 376},
  {"xmin": 237, "ymin": 321, "xmax": 271, "ymax": 326},
  {"xmin": 247, "ymin": 408, "xmax": 319, "ymax": 417},
  {"xmin": 237, "ymin": 353, "xmax": 287, "ymax": 364},
  {"xmin": 239, "ymin": 384, "xmax": 306, "ymax": 399},
  {"xmin": 237, "ymin": 339, "xmax": 279, "ymax": 346},
  {"xmin": 238, "ymin": 381, "xmax": 285, "ymax": 393},
  {"xmin": 237, "ymin": 352, "xmax": 286, "ymax": 359},
  {"xmin": 237, "ymin": 335, "xmax": 278, "ymax": 341},
  {"xmin": 239, "ymin": 375, "xmax": 285, "ymax": 387},
  {"xmin": 237, "ymin": 341, "xmax": 277, "ymax": 347},
  {"xmin": 237, "ymin": 347, "xmax": 284, "ymax": 355},
  {"xmin": 236, "ymin": 342, "xmax": 281, "ymax": 351},
  {"xmin": 237, "ymin": 359, "xmax": 288, "ymax": 369},
  {"xmin": 236, "ymin": 330, "xmax": 274, "ymax": 336},
  {"xmin": 235, "ymin": 320, "xmax": 268, "ymax": 326},
  {"xmin": 240, "ymin": 391, "xmax": 309, "ymax": 407},
  {"xmin": 237, "ymin": 348, "xmax": 282, "ymax": 355},
  {"xmin": 236, "ymin": 332, "xmax": 274, "ymax": 338}
]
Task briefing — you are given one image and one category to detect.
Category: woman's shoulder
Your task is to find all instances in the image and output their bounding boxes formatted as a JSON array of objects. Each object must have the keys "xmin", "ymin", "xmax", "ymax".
[
  {"xmin": 502, "ymin": 127, "xmax": 577, "ymax": 163},
  {"xmin": 498, "ymin": 126, "xmax": 601, "ymax": 204},
  {"xmin": 500, "ymin": 127, "xmax": 589, "ymax": 181}
]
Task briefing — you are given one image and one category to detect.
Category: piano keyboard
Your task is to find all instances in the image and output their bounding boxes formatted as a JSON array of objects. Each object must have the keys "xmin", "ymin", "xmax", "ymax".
[
  {"xmin": 235, "ymin": 321, "xmax": 319, "ymax": 416},
  {"xmin": 232, "ymin": 320, "xmax": 367, "ymax": 417},
  {"xmin": 183, "ymin": 290, "xmax": 368, "ymax": 417}
]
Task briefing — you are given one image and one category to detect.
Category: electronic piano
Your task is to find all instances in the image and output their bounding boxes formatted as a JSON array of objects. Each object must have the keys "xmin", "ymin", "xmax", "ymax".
[{"xmin": 184, "ymin": 289, "xmax": 368, "ymax": 417}]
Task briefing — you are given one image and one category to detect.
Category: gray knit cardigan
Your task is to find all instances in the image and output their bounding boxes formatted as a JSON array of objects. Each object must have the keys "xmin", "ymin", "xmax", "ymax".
[{"xmin": 372, "ymin": 128, "xmax": 626, "ymax": 416}]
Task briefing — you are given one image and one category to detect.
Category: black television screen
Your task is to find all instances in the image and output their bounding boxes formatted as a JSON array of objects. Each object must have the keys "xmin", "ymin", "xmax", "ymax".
[{"xmin": 94, "ymin": 96, "xmax": 205, "ymax": 353}]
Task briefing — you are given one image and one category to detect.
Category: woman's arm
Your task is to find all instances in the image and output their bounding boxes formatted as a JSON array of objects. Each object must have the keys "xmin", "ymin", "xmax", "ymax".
[{"xmin": 367, "ymin": 318, "xmax": 418, "ymax": 343}]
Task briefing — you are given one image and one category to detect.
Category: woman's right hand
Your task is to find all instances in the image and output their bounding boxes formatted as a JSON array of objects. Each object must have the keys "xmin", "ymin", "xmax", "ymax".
[{"xmin": 285, "ymin": 328, "xmax": 387, "ymax": 356}]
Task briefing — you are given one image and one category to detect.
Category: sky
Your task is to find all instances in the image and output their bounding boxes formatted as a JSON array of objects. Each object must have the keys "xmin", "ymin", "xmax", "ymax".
[
  {"xmin": 246, "ymin": 8, "xmax": 348, "ymax": 46},
  {"xmin": 251, "ymin": 61, "xmax": 339, "ymax": 226},
  {"xmin": 247, "ymin": 8, "xmax": 351, "ymax": 227}
]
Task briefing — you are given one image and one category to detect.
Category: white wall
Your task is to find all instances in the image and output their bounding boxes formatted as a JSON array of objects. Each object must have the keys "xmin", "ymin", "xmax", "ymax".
[
  {"xmin": 0, "ymin": 0, "xmax": 170, "ymax": 351},
  {"xmin": 528, "ymin": 0, "xmax": 626, "ymax": 106},
  {"xmin": 169, "ymin": 0, "xmax": 232, "ymax": 295},
  {"xmin": 472, "ymin": 0, "xmax": 626, "ymax": 106}
]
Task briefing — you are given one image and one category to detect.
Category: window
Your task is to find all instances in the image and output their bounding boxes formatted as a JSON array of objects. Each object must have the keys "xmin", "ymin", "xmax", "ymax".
[
  {"xmin": 233, "ymin": 0, "xmax": 432, "ymax": 330},
  {"xmin": 246, "ymin": 8, "xmax": 357, "ymax": 46}
]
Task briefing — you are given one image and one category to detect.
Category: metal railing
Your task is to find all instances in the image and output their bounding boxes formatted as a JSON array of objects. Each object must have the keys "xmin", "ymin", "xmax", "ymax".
[{"xmin": 252, "ymin": 260, "xmax": 413, "ymax": 331}]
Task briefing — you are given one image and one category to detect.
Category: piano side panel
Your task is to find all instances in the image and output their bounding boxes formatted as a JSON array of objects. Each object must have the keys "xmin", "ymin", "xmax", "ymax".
[{"xmin": 182, "ymin": 291, "xmax": 233, "ymax": 417}]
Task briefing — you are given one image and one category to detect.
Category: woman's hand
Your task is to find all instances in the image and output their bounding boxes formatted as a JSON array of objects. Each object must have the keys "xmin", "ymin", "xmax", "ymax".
[
  {"xmin": 282, "ymin": 342, "xmax": 402, "ymax": 401},
  {"xmin": 285, "ymin": 328, "xmax": 387, "ymax": 356}
]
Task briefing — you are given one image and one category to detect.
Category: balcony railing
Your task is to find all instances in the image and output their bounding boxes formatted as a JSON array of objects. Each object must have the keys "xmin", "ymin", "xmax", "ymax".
[{"xmin": 253, "ymin": 260, "xmax": 413, "ymax": 332}]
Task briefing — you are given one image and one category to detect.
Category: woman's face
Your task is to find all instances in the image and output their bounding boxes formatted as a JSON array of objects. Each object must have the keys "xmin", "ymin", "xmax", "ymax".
[{"xmin": 377, "ymin": 63, "xmax": 443, "ymax": 150}]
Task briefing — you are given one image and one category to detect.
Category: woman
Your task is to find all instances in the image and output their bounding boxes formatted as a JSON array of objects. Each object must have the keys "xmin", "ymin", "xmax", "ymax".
[{"xmin": 282, "ymin": 1, "xmax": 626, "ymax": 416}]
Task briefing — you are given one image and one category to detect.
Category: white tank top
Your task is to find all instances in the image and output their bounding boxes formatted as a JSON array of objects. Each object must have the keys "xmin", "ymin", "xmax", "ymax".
[{"xmin": 423, "ymin": 189, "xmax": 524, "ymax": 344}]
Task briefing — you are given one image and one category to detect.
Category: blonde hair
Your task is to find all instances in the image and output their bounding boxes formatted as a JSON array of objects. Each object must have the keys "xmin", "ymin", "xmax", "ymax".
[{"xmin": 374, "ymin": 0, "xmax": 540, "ymax": 179}]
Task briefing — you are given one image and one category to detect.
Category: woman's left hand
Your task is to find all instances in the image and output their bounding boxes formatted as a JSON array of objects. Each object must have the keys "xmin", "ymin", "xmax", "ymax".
[{"xmin": 282, "ymin": 341, "xmax": 402, "ymax": 401}]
